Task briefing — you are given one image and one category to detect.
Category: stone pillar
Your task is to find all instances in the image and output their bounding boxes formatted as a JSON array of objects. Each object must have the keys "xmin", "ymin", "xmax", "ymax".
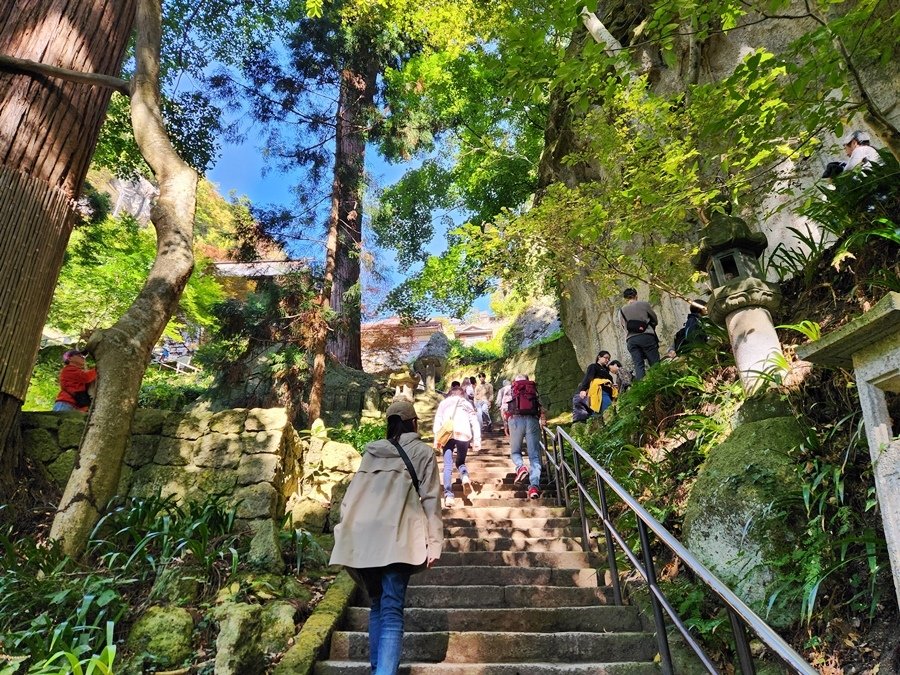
[
  {"xmin": 798, "ymin": 292, "xmax": 900, "ymax": 609},
  {"xmin": 709, "ymin": 278, "xmax": 784, "ymax": 394},
  {"xmin": 724, "ymin": 306, "xmax": 783, "ymax": 392}
]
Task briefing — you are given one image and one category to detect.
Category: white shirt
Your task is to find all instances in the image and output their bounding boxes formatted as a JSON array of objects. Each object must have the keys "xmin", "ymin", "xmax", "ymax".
[{"xmin": 845, "ymin": 144, "xmax": 881, "ymax": 171}]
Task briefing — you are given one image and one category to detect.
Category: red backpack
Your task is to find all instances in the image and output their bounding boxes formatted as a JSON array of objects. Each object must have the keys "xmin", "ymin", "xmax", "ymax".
[{"xmin": 508, "ymin": 379, "xmax": 540, "ymax": 416}]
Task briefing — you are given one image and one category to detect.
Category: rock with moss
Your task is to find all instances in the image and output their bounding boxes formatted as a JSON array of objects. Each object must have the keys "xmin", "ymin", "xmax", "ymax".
[
  {"xmin": 683, "ymin": 414, "xmax": 805, "ymax": 627},
  {"xmin": 125, "ymin": 434, "xmax": 161, "ymax": 466},
  {"xmin": 246, "ymin": 518, "xmax": 285, "ymax": 573},
  {"xmin": 57, "ymin": 417, "xmax": 85, "ymax": 448},
  {"xmin": 214, "ymin": 602, "xmax": 263, "ymax": 675},
  {"xmin": 259, "ymin": 601, "xmax": 297, "ymax": 655},
  {"xmin": 127, "ymin": 605, "xmax": 194, "ymax": 669},
  {"xmin": 151, "ymin": 565, "xmax": 203, "ymax": 605},
  {"xmin": 163, "ymin": 411, "xmax": 211, "ymax": 440},
  {"xmin": 46, "ymin": 449, "xmax": 76, "ymax": 485},
  {"xmin": 22, "ymin": 427, "xmax": 60, "ymax": 463},
  {"xmin": 132, "ymin": 409, "xmax": 172, "ymax": 435},
  {"xmin": 210, "ymin": 408, "xmax": 250, "ymax": 434},
  {"xmin": 272, "ymin": 571, "xmax": 356, "ymax": 675}
]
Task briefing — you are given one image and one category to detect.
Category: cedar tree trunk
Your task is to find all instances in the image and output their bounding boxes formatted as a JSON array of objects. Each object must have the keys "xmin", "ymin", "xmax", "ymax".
[
  {"xmin": 0, "ymin": 0, "xmax": 136, "ymax": 485},
  {"xmin": 326, "ymin": 47, "xmax": 378, "ymax": 370},
  {"xmin": 49, "ymin": 0, "xmax": 197, "ymax": 555}
]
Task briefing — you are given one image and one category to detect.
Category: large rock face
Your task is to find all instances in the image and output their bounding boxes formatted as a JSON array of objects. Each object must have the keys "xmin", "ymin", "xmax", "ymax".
[
  {"xmin": 682, "ymin": 407, "xmax": 805, "ymax": 627},
  {"xmin": 556, "ymin": 1, "xmax": 899, "ymax": 376}
]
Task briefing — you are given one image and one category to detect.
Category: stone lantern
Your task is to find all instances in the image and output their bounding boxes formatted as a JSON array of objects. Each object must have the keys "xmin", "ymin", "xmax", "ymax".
[{"xmin": 694, "ymin": 213, "xmax": 783, "ymax": 393}]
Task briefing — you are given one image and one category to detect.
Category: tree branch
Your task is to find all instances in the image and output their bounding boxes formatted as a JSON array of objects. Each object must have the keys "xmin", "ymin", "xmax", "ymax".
[{"xmin": 0, "ymin": 53, "xmax": 130, "ymax": 96}]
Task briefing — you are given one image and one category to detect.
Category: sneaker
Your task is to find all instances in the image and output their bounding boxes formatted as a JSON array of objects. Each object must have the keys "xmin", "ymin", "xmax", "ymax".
[
  {"xmin": 514, "ymin": 465, "xmax": 529, "ymax": 484},
  {"xmin": 460, "ymin": 473, "xmax": 471, "ymax": 486},
  {"xmin": 528, "ymin": 486, "xmax": 540, "ymax": 500},
  {"xmin": 443, "ymin": 494, "xmax": 455, "ymax": 508}
]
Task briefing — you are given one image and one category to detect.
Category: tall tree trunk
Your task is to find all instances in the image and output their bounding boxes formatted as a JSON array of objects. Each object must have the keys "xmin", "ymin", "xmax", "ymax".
[
  {"xmin": 0, "ymin": 0, "xmax": 136, "ymax": 485},
  {"xmin": 326, "ymin": 47, "xmax": 378, "ymax": 371},
  {"xmin": 50, "ymin": 0, "xmax": 197, "ymax": 556},
  {"xmin": 308, "ymin": 49, "xmax": 377, "ymax": 419}
]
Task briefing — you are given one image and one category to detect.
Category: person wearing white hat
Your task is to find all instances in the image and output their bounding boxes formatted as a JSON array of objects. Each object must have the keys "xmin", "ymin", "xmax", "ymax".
[{"xmin": 843, "ymin": 130, "xmax": 881, "ymax": 172}]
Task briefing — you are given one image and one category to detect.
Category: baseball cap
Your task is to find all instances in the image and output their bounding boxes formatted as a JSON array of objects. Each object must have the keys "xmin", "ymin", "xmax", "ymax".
[
  {"xmin": 842, "ymin": 130, "xmax": 870, "ymax": 145},
  {"xmin": 623, "ymin": 288, "xmax": 638, "ymax": 298},
  {"xmin": 62, "ymin": 350, "xmax": 84, "ymax": 363},
  {"xmin": 385, "ymin": 399, "xmax": 417, "ymax": 421}
]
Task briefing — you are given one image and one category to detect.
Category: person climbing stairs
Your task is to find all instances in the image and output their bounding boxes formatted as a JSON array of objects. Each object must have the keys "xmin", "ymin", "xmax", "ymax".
[{"xmin": 314, "ymin": 429, "xmax": 660, "ymax": 673}]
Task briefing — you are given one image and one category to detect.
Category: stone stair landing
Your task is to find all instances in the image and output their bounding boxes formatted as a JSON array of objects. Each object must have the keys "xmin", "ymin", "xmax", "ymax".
[{"xmin": 315, "ymin": 427, "xmax": 660, "ymax": 673}]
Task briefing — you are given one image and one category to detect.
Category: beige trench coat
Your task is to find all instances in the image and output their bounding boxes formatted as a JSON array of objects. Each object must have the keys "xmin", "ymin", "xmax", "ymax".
[{"xmin": 330, "ymin": 432, "xmax": 443, "ymax": 570}]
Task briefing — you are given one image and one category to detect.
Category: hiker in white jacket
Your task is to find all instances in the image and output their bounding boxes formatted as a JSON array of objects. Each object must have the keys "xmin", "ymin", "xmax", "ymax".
[{"xmin": 432, "ymin": 386, "xmax": 482, "ymax": 507}]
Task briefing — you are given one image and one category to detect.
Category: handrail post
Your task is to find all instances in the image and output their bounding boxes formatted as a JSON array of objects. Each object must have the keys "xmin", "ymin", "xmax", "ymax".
[
  {"xmin": 728, "ymin": 608, "xmax": 757, "ymax": 675},
  {"xmin": 551, "ymin": 430, "xmax": 564, "ymax": 507},
  {"xmin": 559, "ymin": 434, "xmax": 572, "ymax": 511},
  {"xmin": 570, "ymin": 442, "xmax": 592, "ymax": 554},
  {"xmin": 596, "ymin": 474, "xmax": 623, "ymax": 605},
  {"xmin": 638, "ymin": 519, "xmax": 674, "ymax": 675}
]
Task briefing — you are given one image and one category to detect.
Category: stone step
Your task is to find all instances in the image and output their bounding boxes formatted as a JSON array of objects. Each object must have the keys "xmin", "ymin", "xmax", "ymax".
[
  {"xmin": 444, "ymin": 480, "xmax": 555, "ymax": 493},
  {"xmin": 409, "ymin": 566, "xmax": 600, "ymax": 587},
  {"xmin": 448, "ymin": 497, "xmax": 558, "ymax": 508},
  {"xmin": 442, "ymin": 517, "xmax": 578, "ymax": 529},
  {"xmin": 315, "ymin": 662, "xmax": 658, "ymax": 675},
  {"xmin": 344, "ymin": 606, "xmax": 642, "ymax": 633},
  {"xmin": 404, "ymin": 585, "xmax": 615, "ymax": 609},
  {"xmin": 443, "ymin": 526, "xmax": 577, "ymax": 539},
  {"xmin": 441, "ymin": 506, "xmax": 568, "ymax": 518},
  {"xmin": 436, "ymin": 551, "xmax": 595, "ymax": 567},
  {"xmin": 442, "ymin": 537, "xmax": 584, "ymax": 553},
  {"xmin": 329, "ymin": 631, "xmax": 658, "ymax": 663}
]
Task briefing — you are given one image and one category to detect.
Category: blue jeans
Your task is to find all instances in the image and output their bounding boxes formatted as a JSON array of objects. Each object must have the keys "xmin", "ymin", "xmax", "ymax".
[
  {"xmin": 355, "ymin": 565, "xmax": 412, "ymax": 674},
  {"xmin": 442, "ymin": 439, "xmax": 470, "ymax": 496},
  {"xmin": 509, "ymin": 415, "xmax": 542, "ymax": 487},
  {"xmin": 52, "ymin": 401, "xmax": 77, "ymax": 412},
  {"xmin": 600, "ymin": 391, "xmax": 612, "ymax": 412}
]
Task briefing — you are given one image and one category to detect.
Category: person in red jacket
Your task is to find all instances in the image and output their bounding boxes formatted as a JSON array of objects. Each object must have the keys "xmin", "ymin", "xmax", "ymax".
[{"xmin": 53, "ymin": 350, "xmax": 97, "ymax": 412}]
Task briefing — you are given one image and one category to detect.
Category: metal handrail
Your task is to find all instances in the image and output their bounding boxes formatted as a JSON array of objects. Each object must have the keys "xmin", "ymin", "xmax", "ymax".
[{"xmin": 540, "ymin": 425, "xmax": 816, "ymax": 675}]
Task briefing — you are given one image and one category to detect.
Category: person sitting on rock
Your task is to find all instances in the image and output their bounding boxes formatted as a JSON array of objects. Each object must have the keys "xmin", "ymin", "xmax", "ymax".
[{"xmin": 579, "ymin": 350, "xmax": 614, "ymax": 413}]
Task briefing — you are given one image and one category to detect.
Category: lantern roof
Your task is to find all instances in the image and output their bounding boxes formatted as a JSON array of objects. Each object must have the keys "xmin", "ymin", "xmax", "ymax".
[{"xmin": 693, "ymin": 212, "xmax": 769, "ymax": 271}]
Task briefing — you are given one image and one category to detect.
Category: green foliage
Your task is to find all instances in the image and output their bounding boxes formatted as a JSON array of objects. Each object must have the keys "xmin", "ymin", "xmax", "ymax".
[
  {"xmin": 329, "ymin": 420, "xmax": 387, "ymax": 455},
  {"xmin": 288, "ymin": 529, "xmax": 330, "ymax": 572},
  {"xmin": 446, "ymin": 337, "xmax": 505, "ymax": 368},
  {"xmin": 137, "ymin": 368, "xmax": 212, "ymax": 411},
  {"xmin": 766, "ymin": 405, "xmax": 887, "ymax": 625},
  {"xmin": 570, "ymin": 333, "xmax": 740, "ymax": 532},
  {"xmin": 48, "ymin": 214, "xmax": 224, "ymax": 340},
  {"xmin": 23, "ymin": 347, "xmax": 66, "ymax": 412},
  {"xmin": 88, "ymin": 493, "xmax": 242, "ymax": 582}
]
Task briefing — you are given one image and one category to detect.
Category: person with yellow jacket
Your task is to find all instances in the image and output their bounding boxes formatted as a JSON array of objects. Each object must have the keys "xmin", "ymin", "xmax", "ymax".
[{"xmin": 330, "ymin": 399, "xmax": 443, "ymax": 675}]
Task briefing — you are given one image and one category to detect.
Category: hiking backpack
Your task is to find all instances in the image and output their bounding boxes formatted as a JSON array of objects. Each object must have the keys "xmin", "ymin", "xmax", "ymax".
[{"xmin": 507, "ymin": 380, "xmax": 540, "ymax": 416}]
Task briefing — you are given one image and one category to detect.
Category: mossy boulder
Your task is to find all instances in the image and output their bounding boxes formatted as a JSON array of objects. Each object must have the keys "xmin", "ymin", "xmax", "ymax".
[
  {"xmin": 22, "ymin": 427, "xmax": 60, "ymax": 463},
  {"xmin": 259, "ymin": 601, "xmax": 297, "ymax": 654},
  {"xmin": 57, "ymin": 418, "xmax": 85, "ymax": 448},
  {"xmin": 683, "ymin": 415, "xmax": 805, "ymax": 627},
  {"xmin": 127, "ymin": 605, "xmax": 194, "ymax": 669},
  {"xmin": 214, "ymin": 602, "xmax": 263, "ymax": 675},
  {"xmin": 46, "ymin": 449, "xmax": 76, "ymax": 486}
]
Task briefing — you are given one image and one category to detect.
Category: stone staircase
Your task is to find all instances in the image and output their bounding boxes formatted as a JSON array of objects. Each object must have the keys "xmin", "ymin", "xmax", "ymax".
[{"xmin": 315, "ymin": 429, "xmax": 660, "ymax": 674}]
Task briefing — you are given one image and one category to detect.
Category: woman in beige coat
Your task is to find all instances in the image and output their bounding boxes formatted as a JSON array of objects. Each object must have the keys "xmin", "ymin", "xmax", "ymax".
[{"xmin": 330, "ymin": 399, "xmax": 443, "ymax": 674}]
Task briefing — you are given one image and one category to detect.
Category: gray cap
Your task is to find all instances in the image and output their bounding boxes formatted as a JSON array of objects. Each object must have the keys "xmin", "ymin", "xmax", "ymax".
[{"xmin": 385, "ymin": 399, "xmax": 417, "ymax": 421}]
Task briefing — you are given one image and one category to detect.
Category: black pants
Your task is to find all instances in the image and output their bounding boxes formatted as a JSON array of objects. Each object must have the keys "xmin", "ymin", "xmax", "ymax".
[{"xmin": 627, "ymin": 333, "xmax": 660, "ymax": 380}]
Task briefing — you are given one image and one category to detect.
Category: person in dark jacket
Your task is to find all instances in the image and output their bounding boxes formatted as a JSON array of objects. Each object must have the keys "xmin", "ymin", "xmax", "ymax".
[
  {"xmin": 579, "ymin": 351, "xmax": 614, "ymax": 413},
  {"xmin": 618, "ymin": 288, "xmax": 660, "ymax": 380}
]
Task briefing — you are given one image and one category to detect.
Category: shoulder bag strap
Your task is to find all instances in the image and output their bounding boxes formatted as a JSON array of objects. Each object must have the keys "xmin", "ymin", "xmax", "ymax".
[{"xmin": 390, "ymin": 439, "xmax": 420, "ymax": 495}]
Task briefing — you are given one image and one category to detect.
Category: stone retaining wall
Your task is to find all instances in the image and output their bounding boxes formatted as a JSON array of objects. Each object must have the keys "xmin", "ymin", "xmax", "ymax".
[{"xmin": 21, "ymin": 408, "xmax": 361, "ymax": 567}]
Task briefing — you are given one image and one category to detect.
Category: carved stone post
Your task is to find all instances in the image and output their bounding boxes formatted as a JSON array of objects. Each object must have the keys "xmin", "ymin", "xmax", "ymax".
[{"xmin": 695, "ymin": 214, "xmax": 783, "ymax": 393}]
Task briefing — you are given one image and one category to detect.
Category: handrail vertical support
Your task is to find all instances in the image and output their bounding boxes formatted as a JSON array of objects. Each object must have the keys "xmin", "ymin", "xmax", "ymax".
[
  {"xmin": 551, "ymin": 432, "xmax": 564, "ymax": 507},
  {"xmin": 729, "ymin": 608, "xmax": 757, "ymax": 675},
  {"xmin": 569, "ymin": 440, "xmax": 592, "ymax": 554},
  {"xmin": 597, "ymin": 475, "xmax": 623, "ymax": 605},
  {"xmin": 638, "ymin": 520, "xmax": 674, "ymax": 675}
]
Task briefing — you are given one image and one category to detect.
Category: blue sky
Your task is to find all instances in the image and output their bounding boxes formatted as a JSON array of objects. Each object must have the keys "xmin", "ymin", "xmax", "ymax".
[{"xmin": 207, "ymin": 136, "xmax": 492, "ymax": 317}]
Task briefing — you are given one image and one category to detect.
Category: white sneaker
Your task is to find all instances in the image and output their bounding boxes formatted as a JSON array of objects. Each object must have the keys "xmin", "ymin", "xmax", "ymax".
[{"xmin": 443, "ymin": 494, "xmax": 455, "ymax": 508}]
